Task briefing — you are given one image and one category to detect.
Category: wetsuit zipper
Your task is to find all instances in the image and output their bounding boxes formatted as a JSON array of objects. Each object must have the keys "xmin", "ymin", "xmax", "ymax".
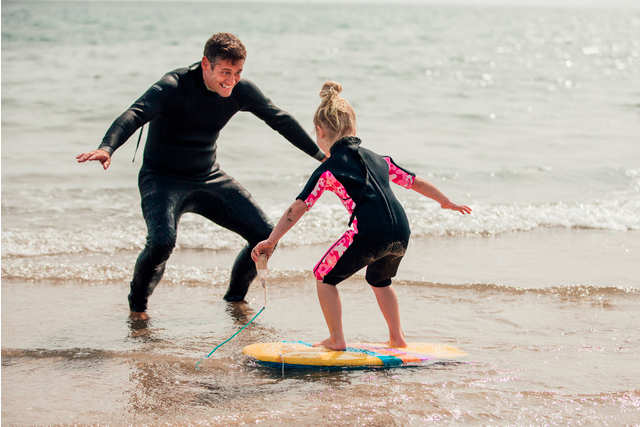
[
  {"xmin": 367, "ymin": 159, "xmax": 396, "ymax": 228},
  {"xmin": 352, "ymin": 149, "xmax": 396, "ymax": 232},
  {"xmin": 131, "ymin": 125, "xmax": 144, "ymax": 163}
]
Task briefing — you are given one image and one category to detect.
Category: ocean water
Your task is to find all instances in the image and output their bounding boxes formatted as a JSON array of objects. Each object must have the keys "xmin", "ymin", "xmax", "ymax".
[{"xmin": 2, "ymin": 1, "xmax": 640, "ymax": 426}]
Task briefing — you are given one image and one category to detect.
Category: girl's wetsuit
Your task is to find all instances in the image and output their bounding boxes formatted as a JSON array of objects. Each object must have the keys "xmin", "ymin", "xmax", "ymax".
[
  {"xmin": 297, "ymin": 136, "xmax": 416, "ymax": 287},
  {"xmin": 98, "ymin": 62, "xmax": 324, "ymax": 310}
]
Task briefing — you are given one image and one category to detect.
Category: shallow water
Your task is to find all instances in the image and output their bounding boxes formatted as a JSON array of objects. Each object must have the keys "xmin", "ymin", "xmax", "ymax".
[{"xmin": 3, "ymin": 265, "xmax": 639, "ymax": 426}]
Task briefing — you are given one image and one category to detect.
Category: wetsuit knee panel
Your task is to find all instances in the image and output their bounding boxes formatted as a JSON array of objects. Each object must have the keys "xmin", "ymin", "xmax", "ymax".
[{"xmin": 145, "ymin": 229, "xmax": 177, "ymax": 261}]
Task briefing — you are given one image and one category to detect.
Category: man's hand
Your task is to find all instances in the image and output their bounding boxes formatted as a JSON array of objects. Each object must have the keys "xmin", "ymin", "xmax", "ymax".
[{"xmin": 76, "ymin": 149, "xmax": 111, "ymax": 170}]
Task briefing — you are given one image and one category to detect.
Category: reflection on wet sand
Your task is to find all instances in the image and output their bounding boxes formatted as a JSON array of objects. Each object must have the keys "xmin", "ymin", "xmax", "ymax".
[{"xmin": 225, "ymin": 301, "xmax": 257, "ymax": 325}]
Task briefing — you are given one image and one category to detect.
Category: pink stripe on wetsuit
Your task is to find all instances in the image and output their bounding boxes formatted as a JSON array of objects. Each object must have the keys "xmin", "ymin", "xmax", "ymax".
[{"xmin": 385, "ymin": 157, "xmax": 416, "ymax": 189}]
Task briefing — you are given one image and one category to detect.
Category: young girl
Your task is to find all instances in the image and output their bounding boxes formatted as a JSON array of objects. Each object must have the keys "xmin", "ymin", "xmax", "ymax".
[{"xmin": 251, "ymin": 81, "xmax": 471, "ymax": 351}]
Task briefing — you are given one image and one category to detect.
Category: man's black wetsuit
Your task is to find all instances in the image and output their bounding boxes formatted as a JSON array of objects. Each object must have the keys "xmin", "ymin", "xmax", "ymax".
[{"xmin": 98, "ymin": 62, "xmax": 324, "ymax": 310}]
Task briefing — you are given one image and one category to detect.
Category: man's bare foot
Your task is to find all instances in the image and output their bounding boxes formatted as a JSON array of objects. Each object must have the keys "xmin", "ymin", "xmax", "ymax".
[
  {"xmin": 129, "ymin": 311, "xmax": 150, "ymax": 320},
  {"xmin": 313, "ymin": 337, "xmax": 346, "ymax": 351}
]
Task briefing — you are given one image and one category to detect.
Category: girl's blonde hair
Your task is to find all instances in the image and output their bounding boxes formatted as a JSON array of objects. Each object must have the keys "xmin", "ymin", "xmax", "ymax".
[{"xmin": 313, "ymin": 81, "xmax": 356, "ymax": 141}]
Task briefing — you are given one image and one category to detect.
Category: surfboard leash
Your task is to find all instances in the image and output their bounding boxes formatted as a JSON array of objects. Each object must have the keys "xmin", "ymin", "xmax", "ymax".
[
  {"xmin": 195, "ymin": 304, "xmax": 265, "ymax": 370},
  {"xmin": 195, "ymin": 256, "xmax": 268, "ymax": 370}
]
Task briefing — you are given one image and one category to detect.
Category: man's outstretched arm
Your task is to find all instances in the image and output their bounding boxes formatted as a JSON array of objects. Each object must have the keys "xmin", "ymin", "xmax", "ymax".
[{"xmin": 239, "ymin": 79, "xmax": 326, "ymax": 161}]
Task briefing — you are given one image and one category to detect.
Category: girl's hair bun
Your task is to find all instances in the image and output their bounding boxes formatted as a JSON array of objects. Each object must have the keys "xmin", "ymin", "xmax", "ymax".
[
  {"xmin": 314, "ymin": 80, "xmax": 356, "ymax": 139},
  {"xmin": 319, "ymin": 81, "xmax": 343, "ymax": 101}
]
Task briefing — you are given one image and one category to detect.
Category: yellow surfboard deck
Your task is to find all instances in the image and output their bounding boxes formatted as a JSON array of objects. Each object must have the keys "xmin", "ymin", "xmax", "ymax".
[{"xmin": 242, "ymin": 341, "xmax": 468, "ymax": 369}]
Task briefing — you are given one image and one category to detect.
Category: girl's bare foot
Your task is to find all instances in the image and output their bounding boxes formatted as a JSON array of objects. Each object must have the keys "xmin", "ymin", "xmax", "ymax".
[
  {"xmin": 313, "ymin": 337, "xmax": 346, "ymax": 351},
  {"xmin": 387, "ymin": 337, "xmax": 407, "ymax": 348}
]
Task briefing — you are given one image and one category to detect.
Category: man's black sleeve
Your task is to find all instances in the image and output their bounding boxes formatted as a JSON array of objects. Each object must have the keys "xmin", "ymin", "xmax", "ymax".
[
  {"xmin": 239, "ymin": 79, "xmax": 325, "ymax": 161},
  {"xmin": 98, "ymin": 73, "xmax": 179, "ymax": 155}
]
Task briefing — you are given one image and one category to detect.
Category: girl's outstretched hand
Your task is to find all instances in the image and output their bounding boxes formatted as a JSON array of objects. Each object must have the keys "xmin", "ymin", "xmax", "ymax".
[
  {"xmin": 251, "ymin": 239, "xmax": 276, "ymax": 262},
  {"xmin": 441, "ymin": 201, "xmax": 472, "ymax": 215}
]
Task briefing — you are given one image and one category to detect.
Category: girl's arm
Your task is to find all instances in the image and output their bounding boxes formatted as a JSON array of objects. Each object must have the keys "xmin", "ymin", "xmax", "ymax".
[
  {"xmin": 411, "ymin": 176, "xmax": 472, "ymax": 215},
  {"xmin": 251, "ymin": 199, "xmax": 308, "ymax": 261}
]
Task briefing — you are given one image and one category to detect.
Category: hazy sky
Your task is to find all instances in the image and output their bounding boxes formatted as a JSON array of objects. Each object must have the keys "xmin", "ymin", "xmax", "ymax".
[
  {"xmin": 30, "ymin": 0, "xmax": 640, "ymax": 7},
  {"xmin": 210, "ymin": 0, "xmax": 640, "ymax": 7}
]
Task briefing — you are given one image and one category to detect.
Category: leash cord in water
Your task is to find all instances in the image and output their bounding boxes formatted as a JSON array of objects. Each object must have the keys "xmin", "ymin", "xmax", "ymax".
[{"xmin": 195, "ymin": 278, "xmax": 267, "ymax": 370}]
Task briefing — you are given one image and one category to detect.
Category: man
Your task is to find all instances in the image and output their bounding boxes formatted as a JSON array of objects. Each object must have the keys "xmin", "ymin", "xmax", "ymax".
[{"xmin": 77, "ymin": 33, "xmax": 325, "ymax": 319}]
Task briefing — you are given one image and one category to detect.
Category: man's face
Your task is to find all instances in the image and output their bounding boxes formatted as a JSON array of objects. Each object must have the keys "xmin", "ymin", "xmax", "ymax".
[{"xmin": 201, "ymin": 57, "xmax": 244, "ymax": 97}]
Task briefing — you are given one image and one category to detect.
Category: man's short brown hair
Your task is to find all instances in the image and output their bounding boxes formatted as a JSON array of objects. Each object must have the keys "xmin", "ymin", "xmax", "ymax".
[{"xmin": 203, "ymin": 33, "xmax": 247, "ymax": 66}]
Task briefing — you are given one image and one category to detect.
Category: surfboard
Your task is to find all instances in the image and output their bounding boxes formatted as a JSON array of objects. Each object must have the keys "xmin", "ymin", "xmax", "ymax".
[{"xmin": 242, "ymin": 341, "xmax": 468, "ymax": 369}]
